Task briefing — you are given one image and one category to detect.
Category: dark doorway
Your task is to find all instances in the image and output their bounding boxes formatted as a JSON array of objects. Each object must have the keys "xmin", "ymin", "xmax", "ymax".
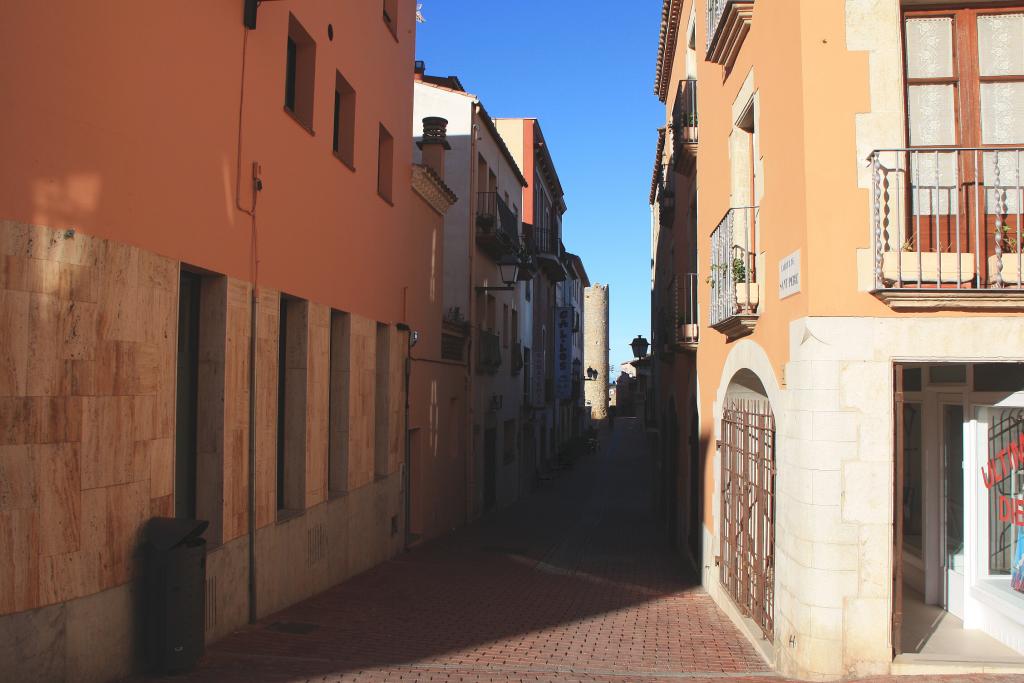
[
  {"xmin": 484, "ymin": 427, "xmax": 497, "ymax": 511},
  {"xmin": 688, "ymin": 408, "xmax": 702, "ymax": 566},
  {"xmin": 174, "ymin": 270, "xmax": 201, "ymax": 520}
]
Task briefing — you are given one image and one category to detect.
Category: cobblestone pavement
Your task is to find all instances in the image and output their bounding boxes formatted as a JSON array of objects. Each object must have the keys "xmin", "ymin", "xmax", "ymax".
[{"xmin": 145, "ymin": 419, "xmax": 1024, "ymax": 683}]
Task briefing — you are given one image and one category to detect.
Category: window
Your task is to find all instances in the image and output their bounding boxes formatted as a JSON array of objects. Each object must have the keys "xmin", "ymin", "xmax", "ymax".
[
  {"xmin": 284, "ymin": 14, "xmax": 316, "ymax": 132},
  {"xmin": 176, "ymin": 270, "xmax": 227, "ymax": 544},
  {"xmin": 502, "ymin": 304, "xmax": 509, "ymax": 348},
  {"xmin": 328, "ymin": 311, "xmax": 350, "ymax": 494},
  {"xmin": 374, "ymin": 323, "xmax": 392, "ymax": 476},
  {"xmin": 904, "ymin": 9, "xmax": 1024, "ymax": 150},
  {"xmin": 503, "ymin": 419, "xmax": 517, "ymax": 465},
  {"xmin": 175, "ymin": 271, "xmax": 202, "ymax": 521},
  {"xmin": 333, "ymin": 72, "xmax": 356, "ymax": 168},
  {"xmin": 382, "ymin": 0, "xmax": 398, "ymax": 37},
  {"xmin": 277, "ymin": 296, "xmax": 309, "ymax": 515},
  {"xmin": 511, "ymin": 309, "xmax": 518, "ymax": 345},
  {"xmin": 377, "ymin": 124, "xmax": 394, "ymax": 202}
]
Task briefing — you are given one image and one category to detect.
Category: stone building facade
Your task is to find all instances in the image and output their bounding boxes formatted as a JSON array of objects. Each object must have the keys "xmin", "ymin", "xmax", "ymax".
[{"xmin": 583, "ymin": 284, "xmax": 610, "ymax": 420}]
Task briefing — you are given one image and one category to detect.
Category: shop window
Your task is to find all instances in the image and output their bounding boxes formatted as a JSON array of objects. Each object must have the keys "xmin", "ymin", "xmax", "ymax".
[
  {"xmin": 975, "ymin": 363, "xmax": 1024, "ymax": 392},
  {"xmin": 979, "ymin": 406, "xmax": 1024, "ymax": 592},
  {"xmin": 277, "ymin": 296, "xmax": 309, "ymax": 515},
  {"xmin": 328, "ymin": 310, "xmax": 350, "ymax": 494},
  {"xmin": 377, "ymin": 124, "xmax": 394, "ymax": 203},
  {"xmin": 284, "ymin": 14, "xmax": 316, "ymax": 132},
  {"xmin": 333, "ymin": 72, "xmax": 356, "ymax": 168},
  {"xmin": 929, "ymin": 364, "xmax": 967, "ymax": 385}
]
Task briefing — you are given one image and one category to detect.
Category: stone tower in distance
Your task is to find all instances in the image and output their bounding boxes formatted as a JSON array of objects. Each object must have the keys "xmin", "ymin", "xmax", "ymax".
[{"xmin": 583, "ymin": 284, "xmax": 609, "ymax": 420}]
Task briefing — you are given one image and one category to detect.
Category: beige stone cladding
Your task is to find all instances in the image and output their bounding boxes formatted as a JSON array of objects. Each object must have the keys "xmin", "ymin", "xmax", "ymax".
[
  {"xmin": 703, "ymin": 315, "xmax": 1024, "ymax": 681},
  {"xmin": 0, "ymin": 221, "xmax": 408, "ymax": 681},
  {"xmin": 584, "ymin": 284, "xmax": 610, "ymax": 419}
]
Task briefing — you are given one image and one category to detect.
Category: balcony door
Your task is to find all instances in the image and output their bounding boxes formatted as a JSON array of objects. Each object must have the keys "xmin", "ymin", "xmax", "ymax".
[{"xmin": 902, "ymin": 8, "xmax": 1024, "ymax": 284}]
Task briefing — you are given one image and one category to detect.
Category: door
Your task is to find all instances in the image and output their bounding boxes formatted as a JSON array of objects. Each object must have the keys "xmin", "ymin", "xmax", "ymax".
[
  {"xmin": 483, "ymin": 428, "xmax": 497, "ymax": 511},
  {"xmin": 941, "ymin": 402, "xmax": 967, "ymax": 618}
]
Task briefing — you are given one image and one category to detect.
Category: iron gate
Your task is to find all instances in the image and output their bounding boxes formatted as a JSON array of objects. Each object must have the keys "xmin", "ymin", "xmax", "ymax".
[{"xmin": 719, "ymin": 399, "xmax": 776, "ymax": 641}]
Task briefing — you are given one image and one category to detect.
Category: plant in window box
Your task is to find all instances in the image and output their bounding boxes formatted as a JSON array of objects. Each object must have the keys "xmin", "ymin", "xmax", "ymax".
[
  {"xmin": 676, "ymin": 315, "xmax": 698, "ymax": 344},
  {"xmin": 881, "ymin": 236, "xmax": 976, "ymax": 285},
  {"xmin": 989, "ymin": 225, "xmax": 1024, "ymax": 286},
  {"xmin": 476, "ymin": 212, "xmax": 496, "ymax": 232}
]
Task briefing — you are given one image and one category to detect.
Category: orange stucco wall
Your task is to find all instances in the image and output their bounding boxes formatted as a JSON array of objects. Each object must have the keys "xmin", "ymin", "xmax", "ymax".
[{"xmin": 0, "ymin": 0, "xmax": 422, "ymax": 327}]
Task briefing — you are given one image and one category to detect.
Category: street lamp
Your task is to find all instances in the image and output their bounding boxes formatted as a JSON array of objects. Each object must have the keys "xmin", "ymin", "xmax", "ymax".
[
  {"xmin": 585, "ymin": 367, "xmax": 598, "ymax": 380},
  {"xmin": 630, "ymin": 335, "xmax": 650, "ymax": 359},
  {"xmin": 475, "ymin": 253, "xmax": 521, "ymax": 292}
]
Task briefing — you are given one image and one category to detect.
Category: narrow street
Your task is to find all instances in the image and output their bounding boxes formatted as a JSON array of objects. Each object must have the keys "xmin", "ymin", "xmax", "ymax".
[
  {"xmin": 143, "ymin": 420, "xmax": 1017, "ymax": 683},
  {"xmin": 150, "ymin": 418, "xmax": 770, "ymax": 682}
]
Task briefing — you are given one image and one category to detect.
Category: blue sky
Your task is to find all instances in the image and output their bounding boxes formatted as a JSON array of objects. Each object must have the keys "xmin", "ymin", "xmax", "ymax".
[{"xmin": 416, "ymin": 1, "xmax": 663, "ymax": 372}]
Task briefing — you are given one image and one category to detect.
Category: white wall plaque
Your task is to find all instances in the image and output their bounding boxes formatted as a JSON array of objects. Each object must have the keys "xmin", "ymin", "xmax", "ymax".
[{"xmin": 779, "ymin": 250, "xmax": 801, "ymax": 299}]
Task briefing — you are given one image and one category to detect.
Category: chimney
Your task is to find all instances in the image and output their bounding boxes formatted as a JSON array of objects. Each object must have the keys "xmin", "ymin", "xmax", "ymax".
[
  {"xmin": 414, "ymin": 60, "xmax": 426, "ymax": 81},
  {"xmin": 418, "ymin": 116, "xmax": 450, "ymax": 180}
]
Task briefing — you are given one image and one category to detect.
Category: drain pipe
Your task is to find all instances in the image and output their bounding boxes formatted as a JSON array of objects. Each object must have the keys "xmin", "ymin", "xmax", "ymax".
[
  {"xmin": 235, "ymin": 19, "xmax": 261, "ymax": 625},
  {"xmin": 397, "ymin": 323, "xmax": 413, "ymax": 548}
]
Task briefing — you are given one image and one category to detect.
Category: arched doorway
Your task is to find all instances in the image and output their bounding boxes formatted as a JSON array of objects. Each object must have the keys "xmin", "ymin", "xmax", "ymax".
[{"xmin": 720, "ymin": 369, "xmax": 776, "ymax": 642}]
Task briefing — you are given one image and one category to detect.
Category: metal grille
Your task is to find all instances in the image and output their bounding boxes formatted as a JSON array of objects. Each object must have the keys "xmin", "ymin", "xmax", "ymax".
[{"xmin": 719, "ymin": 399, "xmax": 775, "ymax": 642}]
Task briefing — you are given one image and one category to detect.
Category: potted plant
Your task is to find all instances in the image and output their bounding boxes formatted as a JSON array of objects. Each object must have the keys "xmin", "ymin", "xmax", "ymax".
[
  {"xmin": 881, "ymin": 236, "xmax": 975, "ymax": 284},
  {"xmin": 476, "ymin": 212, "xmax": 496, "ymax": 232}
]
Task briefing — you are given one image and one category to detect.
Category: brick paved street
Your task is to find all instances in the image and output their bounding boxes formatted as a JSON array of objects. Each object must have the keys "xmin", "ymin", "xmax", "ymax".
[{"xmin": 146, "ymin": 419, "xmax": 1023, "ymax": 683}]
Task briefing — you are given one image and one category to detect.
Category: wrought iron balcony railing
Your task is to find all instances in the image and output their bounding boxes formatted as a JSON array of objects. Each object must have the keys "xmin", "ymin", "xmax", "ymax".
[
  {"xmin": 709, "ymin": 207, "xmax": 759, "ymax": 337},
  {"xmin": 528, "ymin": 223, "xmax": 568, "ymax": 282},
  {"xmin": 673, "ymin": 272, "xmax": 700, "ymax": 350},
  {"xmin": 672, "ymin": 79, "xmax": 698, "ymax": 150},
  {"xmin": 870, "ymin": 148, "xmax": 1024, "ymax": 296},
  {"xmin": 476, "ymin": 192, "xmax": 520, "ymax": 259}
]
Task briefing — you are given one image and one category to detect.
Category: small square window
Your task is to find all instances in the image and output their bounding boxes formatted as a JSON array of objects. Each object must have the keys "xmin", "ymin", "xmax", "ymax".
[
  {"xmin": 333, "ymin": 72, "xmax": 356, "ymax": 168},
  {"xmin": 377, "ymin": 124, "xmax": 394, "ymax": 203},
  {"xmin": 284, "ymin": 14, "xmax": 316, "ymax": 133}
]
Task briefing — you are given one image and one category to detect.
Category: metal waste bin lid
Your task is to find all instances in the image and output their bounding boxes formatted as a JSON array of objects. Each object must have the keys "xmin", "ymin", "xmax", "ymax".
[{"xmin": 146, "ymin": 517, "xmax": 209, "ymax": 551}]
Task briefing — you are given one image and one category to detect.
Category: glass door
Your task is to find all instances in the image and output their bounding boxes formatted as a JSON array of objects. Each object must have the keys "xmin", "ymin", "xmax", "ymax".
[{"xmin": 942, "ymin": 402, "xmax": 967, "ymax": 618}]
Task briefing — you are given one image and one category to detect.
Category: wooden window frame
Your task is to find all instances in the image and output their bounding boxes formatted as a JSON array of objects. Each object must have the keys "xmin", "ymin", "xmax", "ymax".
[{"xmin": 902, "ymin": 4, "xmax": 1024, "ymax": 151}]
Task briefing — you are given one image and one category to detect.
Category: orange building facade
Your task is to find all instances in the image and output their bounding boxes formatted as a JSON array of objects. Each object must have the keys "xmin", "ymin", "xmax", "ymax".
[
  {"xmin": 0, "ymin": 2, "xmax": 464, "ymax": 680},
  {"xmin": 652, "ymin": 0, "xmax": 1024, "ymax": 679}
]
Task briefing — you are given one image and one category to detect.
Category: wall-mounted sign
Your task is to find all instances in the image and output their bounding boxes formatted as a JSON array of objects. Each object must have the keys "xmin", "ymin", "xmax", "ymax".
[
  {"xmin": 556, "ymin": 307, "xmax": 573, "ymax": 401},
  {"xmin": 778, "ymin": 250, "xmax": 801, "ymax": 299}
]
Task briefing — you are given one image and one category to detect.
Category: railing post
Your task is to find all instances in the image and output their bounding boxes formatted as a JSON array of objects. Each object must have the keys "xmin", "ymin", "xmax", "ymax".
[
  {"xmin": 995, "ymin": 150, "xmax": 1005, "ymax": 288},
  {"xmin": 872, "ymin": 152, "xmax": 883, "ymax": 289}
]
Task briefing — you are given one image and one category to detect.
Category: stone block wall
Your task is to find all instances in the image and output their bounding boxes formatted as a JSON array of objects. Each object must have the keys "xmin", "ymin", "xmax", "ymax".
[{"xmin": 0, "ymin": 221, "xmax": 410, "ymax": 681}]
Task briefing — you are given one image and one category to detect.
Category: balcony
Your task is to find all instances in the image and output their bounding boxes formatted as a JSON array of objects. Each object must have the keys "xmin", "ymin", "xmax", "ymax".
[
  {"xmin": 528, "ymin": 222, "xmax": 568, "ymax": 282},
  {"xmin": 706, "ymin": 0, "xmax": 753, "ymax": 70},
  {"xmin": 476, "ymin": 192, "xmax": 520, "ymax": 260},
  {"xmin": 672, "ymin": 273, "xmax": 700, "ymax": 352},
  {"xmin": 869, "ymin": 148, "xmax": 1024, "ymax": 309},
  {"xmin": 671, "ymin": 79, "xmax": 698, "ymax": 173},
  {"xmin": 709, "ymin": 207, "xmax": 760, "ymax": 339}
]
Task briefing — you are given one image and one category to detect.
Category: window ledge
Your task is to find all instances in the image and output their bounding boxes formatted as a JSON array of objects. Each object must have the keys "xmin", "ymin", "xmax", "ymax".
[
  {"xmin": 275, "ymin": 508, "xmax": 305, "ymax": 525},
  {"xmin": 333, "ymin": 151, "xmax": 355, "ymax": 172},
  {"xmin": 872, "ymin": 288, "xmax": 1024, "ymax": 311},
  {"xmin": 283, "ymin": 106, "xmax": 315, "ymax": 137},
  {"xmin": 706, "ymin": 1, "xmax": 754, "ymax": 71},
  {"xmin": 710, "ymin": 314, "xmax": 758, "ymax": 340}
]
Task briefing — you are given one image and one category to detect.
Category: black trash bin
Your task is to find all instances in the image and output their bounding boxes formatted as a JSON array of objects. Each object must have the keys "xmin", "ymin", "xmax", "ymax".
[{"xmin": 145, "ymin": 517, "xmax": 208, "ymax": 674}]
